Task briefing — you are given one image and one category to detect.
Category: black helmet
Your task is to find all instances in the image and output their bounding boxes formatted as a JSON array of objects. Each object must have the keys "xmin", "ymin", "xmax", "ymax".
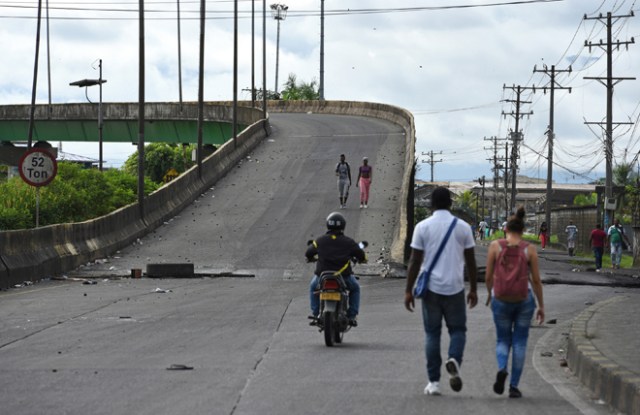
[{"xmin": 326, "ymin": 212, "xmax": 346, "ymax": 231}]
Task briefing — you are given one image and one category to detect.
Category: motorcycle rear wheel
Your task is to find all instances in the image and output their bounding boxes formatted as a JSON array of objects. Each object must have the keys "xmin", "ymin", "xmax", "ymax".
[
  {"xmin": 323, "ymin": 312, "xmax": 335, "ymax": 347},
  {"xmin": 333, "ymin": 325, "xmax": 343, "ymax": 344}
]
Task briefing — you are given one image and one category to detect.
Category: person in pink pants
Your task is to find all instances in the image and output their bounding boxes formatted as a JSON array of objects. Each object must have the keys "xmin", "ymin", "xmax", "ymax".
[{"xmin": 356, "ymin": 157, "xmax": 373, "ymax": 208}]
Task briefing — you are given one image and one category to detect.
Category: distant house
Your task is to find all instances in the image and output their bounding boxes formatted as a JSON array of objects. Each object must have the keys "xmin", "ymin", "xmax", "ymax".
[{"xmin": 58, "ymin": 151, "xmax": 100, "ymax": 169}]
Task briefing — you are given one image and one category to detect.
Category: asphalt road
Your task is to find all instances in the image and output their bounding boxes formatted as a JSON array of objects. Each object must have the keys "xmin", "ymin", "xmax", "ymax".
[{"xmin": 0, "ymin": 113, "xmax": 627, "ymax": 415}]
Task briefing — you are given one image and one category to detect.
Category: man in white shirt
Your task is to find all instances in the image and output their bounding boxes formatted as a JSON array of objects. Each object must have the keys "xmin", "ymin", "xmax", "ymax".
[
  {"xmin": 404, "ymin": 187, "xmax": 478, "ymax": 396},
  {"xmin": 565, "ymin": 221, "xmax": 578, "ymax": 256},
  {"xmin": 478, "ymin": 220, "xmax": 488, "ymax": 240}
]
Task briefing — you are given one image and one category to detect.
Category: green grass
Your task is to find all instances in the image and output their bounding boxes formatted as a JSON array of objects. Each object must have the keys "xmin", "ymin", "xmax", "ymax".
[
  {"xmin": 484, "ymin": 232, "xmax": 634, "ymax": 269},
  {"xmin": 572, "ymin": 251, "xmax": 634, "ymax": 269},
  {"xmin": 485, "ymin": 232, "xmax": 558, "ymax": 244}
]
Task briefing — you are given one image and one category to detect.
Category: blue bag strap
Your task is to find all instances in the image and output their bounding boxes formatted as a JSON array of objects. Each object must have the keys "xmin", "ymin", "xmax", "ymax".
[{"xmin": 425, "ymin": 218, "xmax": 458, "ymax": 275}]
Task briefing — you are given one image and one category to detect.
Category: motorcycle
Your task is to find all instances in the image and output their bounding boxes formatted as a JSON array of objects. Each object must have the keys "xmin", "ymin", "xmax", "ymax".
[{"xmin": 308, "ymin": 241, "xmax": 367, "ymax": 347}]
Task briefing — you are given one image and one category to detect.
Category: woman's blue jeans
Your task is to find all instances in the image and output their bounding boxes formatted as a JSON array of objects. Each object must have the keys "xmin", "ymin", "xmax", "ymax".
[
  {"xmin": 491, "ymin": 292, "xmax": 536, "ymax": 388},
  {"xmin": 421, "ymin": 289, "xmax": 467, "ymax": 382},
  {"xmin": 309, "ymin": 274, "xmax": 360, "ymax": 318}
]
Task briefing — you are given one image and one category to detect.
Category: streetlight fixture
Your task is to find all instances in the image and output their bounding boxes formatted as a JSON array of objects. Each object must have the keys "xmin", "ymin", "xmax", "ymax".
[
  {"xmin": 70, "ymin": 59, "xmax": 107, "ymax": 171},
  {"xmin": 270, "ymin": 3, "xmax": 288, "ymax": 95}
]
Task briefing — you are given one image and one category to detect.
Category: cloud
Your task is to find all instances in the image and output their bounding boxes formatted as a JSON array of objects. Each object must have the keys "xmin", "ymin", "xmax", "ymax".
[{"xmin": 1, "ymin": 0, "xmax": 639, "ymax": 182}]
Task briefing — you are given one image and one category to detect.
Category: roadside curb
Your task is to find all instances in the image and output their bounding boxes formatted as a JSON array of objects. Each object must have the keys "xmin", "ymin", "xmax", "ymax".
[{"xmin": 567, "ymin": 296, "xmax": 640, "ymax": 415}]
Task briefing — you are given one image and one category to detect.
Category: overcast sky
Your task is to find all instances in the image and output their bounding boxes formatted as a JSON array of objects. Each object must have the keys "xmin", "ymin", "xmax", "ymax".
[{"xmin": 2, "ymin": 0, "xmax": 640, "ymax": 183}]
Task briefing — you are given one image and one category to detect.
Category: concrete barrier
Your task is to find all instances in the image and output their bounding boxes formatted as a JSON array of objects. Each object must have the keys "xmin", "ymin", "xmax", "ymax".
[
  {"xmin": 567, "ymin": 297, "xmax": 640, "ymax": 415},
  {"xmin": 0, "ymin": 100, "xmax": 412, "ymax": 287},
  {"xmin": 0, "ymin": 260, "xmax": 8, "ymax": 288},
  {"xmin": 0, "ymin": 114, "xmax": 269, "ymax": 287},
  {"xmin": 0, "ymin": 226, "xmax": 61, "ymax": 289}
]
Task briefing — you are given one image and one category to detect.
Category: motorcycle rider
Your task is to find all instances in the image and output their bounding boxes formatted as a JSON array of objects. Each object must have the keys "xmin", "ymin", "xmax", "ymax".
[{"xmin": 306, "ymin": 212, "xmax": 366, "ymax": 327}]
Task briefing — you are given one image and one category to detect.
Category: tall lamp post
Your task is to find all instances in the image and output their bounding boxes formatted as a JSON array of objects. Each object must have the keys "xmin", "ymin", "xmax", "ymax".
[
  {"xmin": 70, "ymin": 59, "xmax": 106, "ymax": 171},
  {"xmin": 270, "ymin": 3, "xmax": 287, "ymax": 95}
]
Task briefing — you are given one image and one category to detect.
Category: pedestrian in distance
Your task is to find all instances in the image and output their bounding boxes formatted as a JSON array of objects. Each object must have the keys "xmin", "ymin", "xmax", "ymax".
[
  {"xmin": 478, "ymin": 219, "xmax": 488, "ymax": 240},
  {"xmin": 607, "ymin": 218, "xmax": 631, "ymax": 269},
  {"xmin": 485, "ymin": 207, "xmax": 545, "ymax": 399},
  {"xmin": 335, "ymin": 154, "xmax": 352, "ymax": 209},
  {"xmin": 589, "ymin": 224, "xmax": 607, "ymax": 271},
  {"xmin": 404, "ymin": 186, "xmax": 478, "ymax": 396},
  {"xmin": 355, "ymin": 157, "xmax": 372, "ymax": 209},
  {"xmin": 538, "ymin": 222, "xmax": 548, "ymax": 250},
  {"xmin": 565, "ymin": 220, "xmax": 578, "ymax": 256}
]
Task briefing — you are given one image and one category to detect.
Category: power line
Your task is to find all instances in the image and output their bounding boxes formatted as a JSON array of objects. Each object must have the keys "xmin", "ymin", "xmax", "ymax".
[{"xmin": 0, "ymin": 0, "xmax": 566, "ymax": 20}]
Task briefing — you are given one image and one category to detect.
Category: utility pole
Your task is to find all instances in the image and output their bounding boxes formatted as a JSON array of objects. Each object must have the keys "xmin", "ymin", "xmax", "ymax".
[
  {"xmin": 533, "ymin": 64, "xmax": 572, "ymax": 239},
  {"xmin": 319, "ymin": 0, "xmax": 325, "ymax": 100},
  {"xmin": 504, "ymin": 141, "xmax": 510, "ymax": 221},
  {"xmin": 484, "ymin": 135, "xmax": 507, "ymax": 224},
  {"xmin": 502, "ymin": 84, "xmax": 533, "ymax": 213},
  {"xmin": 479, "ymin": 175, "xmax": 486, "ymax": 220},
  {"xmin": 421, "ymin": 150, "xmax": 443, "ymax": 182},
  {"xmin": 584, "ymin": 11, "xmax": 635, "ymax": 229}
]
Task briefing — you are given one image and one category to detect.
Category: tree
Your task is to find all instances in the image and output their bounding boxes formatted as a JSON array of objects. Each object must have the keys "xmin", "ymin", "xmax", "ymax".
[
  {"xmin": 573, "ymin": 193, "xmax": 597, "ymax": 206},
  {"xmin": 123, "ymin": 143, "xmax": 196, "ymax": 183},
  {"xmin": 454, "ymin": 190, "xmax": 478, "ymax": 219},
  {"xmin": 613, "ymin": 162, "xmax": 638, "ymax": 221},
  {"xmin": 0, "ymin": 162, "xmax": 160, "ymax": 230},
  {"xmin": 280, "ymin": 73, "xmax": 320, "ymax": 100}
]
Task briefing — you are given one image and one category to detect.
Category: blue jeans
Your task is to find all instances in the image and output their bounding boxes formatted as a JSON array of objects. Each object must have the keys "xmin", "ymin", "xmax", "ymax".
[
  {"xmin": 491, "ymin": 291, "xmax": 536, "ymax": 388},
  {"xmin": 611, "ymin": 242, "xmax": 622, "ymax": 267},
  {"xmin": 593, "ymin": 247, "xmax": 603, "ymax": 269},
  {"xmin": 421, "ymin": 289, "xmax": 467, "ymax": 382},
  {"xmin": 309, "ymin": 274, "xmax": 360, "ymax": 318}
]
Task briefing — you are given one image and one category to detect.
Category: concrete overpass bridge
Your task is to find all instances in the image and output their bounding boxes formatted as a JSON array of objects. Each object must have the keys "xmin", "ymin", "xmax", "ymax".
[
  {"xmin": 0, "ymin": 100, "xmax": 415, "ymax": 289},
  {"xmin": 0, "ymin": 102, "xmax": 261, "ymax": 165}
]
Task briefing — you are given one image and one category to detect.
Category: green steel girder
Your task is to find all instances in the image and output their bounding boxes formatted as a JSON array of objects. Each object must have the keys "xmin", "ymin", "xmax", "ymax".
[{"xmin": 0, "ymin": 119, "xmax": 242, "ymax": 145}]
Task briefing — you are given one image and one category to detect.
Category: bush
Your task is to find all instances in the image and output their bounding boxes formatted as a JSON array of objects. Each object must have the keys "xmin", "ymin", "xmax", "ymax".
[{"xmin": 0, "ymin": 162, "xmax": 160, "ymax": 230}]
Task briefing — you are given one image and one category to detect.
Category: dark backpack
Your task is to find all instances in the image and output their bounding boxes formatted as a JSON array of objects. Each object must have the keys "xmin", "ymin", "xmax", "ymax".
[{"xmin": 493, "ymin": 240, "xmax": 530, "ymax": 302}]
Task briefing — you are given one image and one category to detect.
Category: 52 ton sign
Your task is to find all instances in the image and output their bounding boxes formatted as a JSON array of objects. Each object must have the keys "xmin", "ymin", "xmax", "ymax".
[{"xmin": 19, "ymin": 149, "xmax": 58, "ymax": 187}]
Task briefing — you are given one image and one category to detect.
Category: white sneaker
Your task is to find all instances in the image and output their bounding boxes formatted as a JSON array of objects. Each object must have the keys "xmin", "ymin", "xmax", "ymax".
[
  {"xmin": 360, "ymin": 204, "xmax": 363, "ymax": 209},
  {"xmin": 364, "ymin": 204, "xmax": 368, "ymax": 209},
  {"xmin": 424, "ymin": 381, "xmax": 441, "ymax": 395}
]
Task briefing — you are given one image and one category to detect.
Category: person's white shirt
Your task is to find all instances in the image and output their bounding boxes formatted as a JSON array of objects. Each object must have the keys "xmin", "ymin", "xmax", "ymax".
[{"xmin": 411, "ymin": 210, "xmax": 475, "ymax": 296}]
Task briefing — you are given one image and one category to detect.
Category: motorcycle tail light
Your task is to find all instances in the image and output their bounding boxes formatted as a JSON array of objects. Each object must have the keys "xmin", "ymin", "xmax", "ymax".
[{"xmin": 322, "ymin": 279, "xmax": 339, "ymax": 290}]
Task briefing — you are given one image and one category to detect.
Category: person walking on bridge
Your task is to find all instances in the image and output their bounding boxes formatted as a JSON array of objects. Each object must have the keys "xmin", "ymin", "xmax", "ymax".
[
  {"xmin": 335, "ymin": 154, "xmax": 352, "ymax": 209},
  {"xmin": 356, "ymin": 157, "xmax": 373, "ymax": 209}
]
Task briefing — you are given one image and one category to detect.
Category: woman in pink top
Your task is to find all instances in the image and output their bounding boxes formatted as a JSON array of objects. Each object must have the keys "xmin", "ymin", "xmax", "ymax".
[{"xmin": 356, "ymin": 157, "xmax": 373, "ymax": 208}]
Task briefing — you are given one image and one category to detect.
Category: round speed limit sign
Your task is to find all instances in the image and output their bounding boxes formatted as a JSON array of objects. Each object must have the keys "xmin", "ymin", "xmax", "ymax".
[{"xmin": 19, "ymin": 148, "xmax": 58, "ymax": 187}]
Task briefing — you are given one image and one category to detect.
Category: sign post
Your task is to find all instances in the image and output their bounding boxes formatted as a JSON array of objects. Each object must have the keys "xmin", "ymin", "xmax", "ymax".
[{"xmin": 18, "ymin": 149, "xmax": 58, "ymax": 228}]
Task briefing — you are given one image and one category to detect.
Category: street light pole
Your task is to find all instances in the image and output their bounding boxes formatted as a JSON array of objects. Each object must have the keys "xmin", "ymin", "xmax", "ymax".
[
  {"xmin": 69, "ymin": 60, "xmax": 107, "ymax": 171},
  {"xmin": 98, "ymin": 59, "xmax": 104, "ymax": 171},
  {"xmin": 270, "ymin": 3, "xmax": 287, "ymax": 95},
  {"xmin": 319, "ymin": 0, "xmax": 324, "ymax": 100}
]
